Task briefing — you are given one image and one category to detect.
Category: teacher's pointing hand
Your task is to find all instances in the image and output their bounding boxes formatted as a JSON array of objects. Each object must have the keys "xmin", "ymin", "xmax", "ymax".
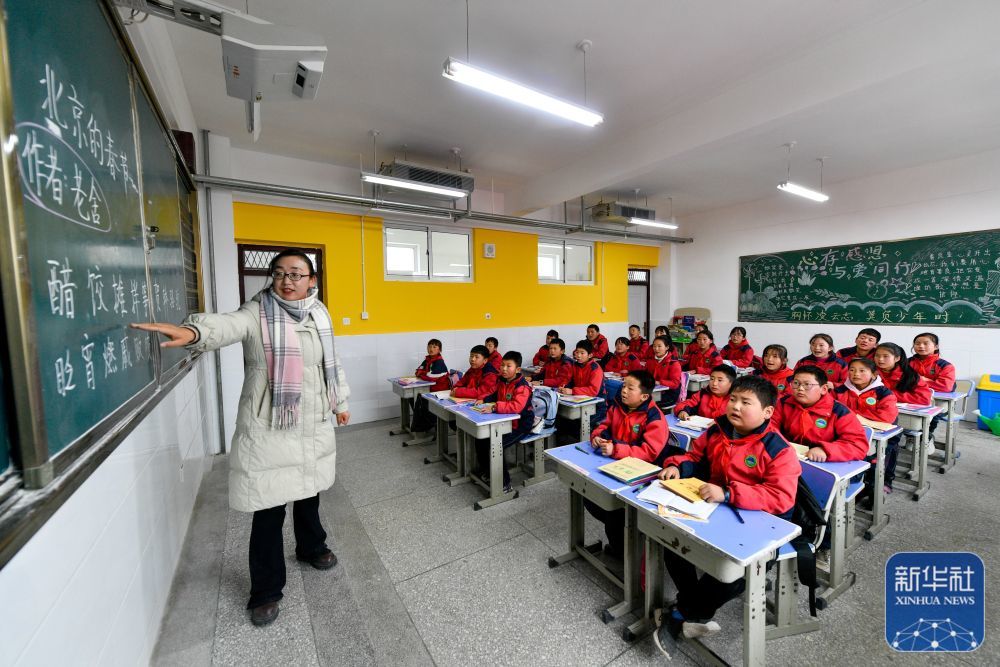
[{"xmin": 130, "ymin": 321, "xmax": 196, "ymax": 348}]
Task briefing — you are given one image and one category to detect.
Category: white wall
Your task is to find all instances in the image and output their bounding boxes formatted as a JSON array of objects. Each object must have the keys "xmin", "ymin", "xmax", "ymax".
[{"xmin": 673, "ymin": 147, "xmax": 1000, "ymax": 417}]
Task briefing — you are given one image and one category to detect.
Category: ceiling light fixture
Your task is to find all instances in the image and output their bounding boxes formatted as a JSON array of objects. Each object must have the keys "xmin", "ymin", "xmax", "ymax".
[
  {"xmin": 361, "ymin": 173, "xmax": 468, "ymax": 198},
  {"xmin": 369, "ymin": 207, "xmax": 454, "ymax": 221},
  {"xmin": 777, "ymin": 143, "xmax": 829, "ymax": 202},
  {"xmin": 628, "ymin": 190, "xmax": 678, "ymax": 230}
]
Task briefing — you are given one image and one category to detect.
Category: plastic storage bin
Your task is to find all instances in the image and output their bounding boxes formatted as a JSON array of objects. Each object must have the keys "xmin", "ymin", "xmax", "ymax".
[{"xmin": 976, "ymin": 374, "xmax": 1000, "ymax": 431}]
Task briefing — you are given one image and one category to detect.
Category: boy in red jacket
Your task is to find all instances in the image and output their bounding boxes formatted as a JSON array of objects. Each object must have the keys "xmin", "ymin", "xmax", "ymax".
[
  {"xmin": 681, "ymin": 330, "xmax": 724, "ymax": 375},
  {"xmin": 451, "ymin": 345, "xmax": 499, "ymax": 400},
  {"xmin": 485, "ymin": 337, "xmax": 502, "ymax": 371},
  {"xmin": 837, "ymin": 327, "xmax": 881, "ymax": 363},
  {"xmin": 606, "ymin": 337, "xmax": 644, "ymax": 375},
  {"xmin": 770, "ymin": 366, "xmax": 869, "ymax": 462},
  {"xmin": 654, "ymin": 376, "xmax": 800, "ymax": 646},
  {"xmin": 473, "ymin": 351, "xmax": 534, "ymax": 492},
  {"xmin": 674, "ymin": 365, "xmax": 735, "ymax": 421},
  {"xmin": 586, "ymin": 324, "xmax": 610, "ymax": 364},
  {"xmin": 532, "ymin": 337, "xmax": 574, "ymax": 388},
  {"xmin": 585, "ymin": 371, "xmax": 669, "ymax": 557},
  {"xmin": 532, "ymin": 329, "xmax": 559, "ymax": 367},
  {"xmin": 410, "ymin": 338, "xmax": 450, "ymax": 432},
  {"xmin": 628, "ymin": 324, "xmax": 649, "ymax": 358},
  {"xmin": 557, "ymin": 339, "xmax": 608, "ymax": 432}
]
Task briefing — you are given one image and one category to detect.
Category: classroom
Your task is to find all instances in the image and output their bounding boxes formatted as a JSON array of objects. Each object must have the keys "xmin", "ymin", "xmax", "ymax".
[{"xmin": 0, "ymin": 1, "xmax": 998, "ymax": 665}]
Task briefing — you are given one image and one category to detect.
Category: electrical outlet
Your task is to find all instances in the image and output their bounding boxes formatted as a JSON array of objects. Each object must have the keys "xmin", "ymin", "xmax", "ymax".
[
  {"xmin": 485, "ymin": 312, "xmax": 491, "ymax": 320},
  {"xmin": 601, "ymin": 306, "xmax": 607, "ymax": 313},
  {"xmin": 342, "ymin": 317, "xmax": 351, "ymax": 325},
  {"xmin": 361, "ymin": 311, "xmax": 369, "ymax": 320}
]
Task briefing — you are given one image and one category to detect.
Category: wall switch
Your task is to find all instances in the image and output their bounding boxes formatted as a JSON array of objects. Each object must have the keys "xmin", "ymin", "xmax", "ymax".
[
  {"xmin": 342, "ymin": 317, "xmax": 351, "ymax": 325},
  {"xmin": 485, "ymin": 312, "xmax": 492, "ymax": 320},
  {"xmin": 361, "ymin": 311, "xmax": 369, "ymax": 320},
  {"xmin": 601, "ymin": 306, "xmax": 607, "ymax": 313}
]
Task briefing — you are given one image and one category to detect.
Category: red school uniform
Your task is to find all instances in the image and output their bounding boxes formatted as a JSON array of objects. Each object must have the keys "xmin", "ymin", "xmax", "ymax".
[
  {"xmin": 605, "ymin": 351, "xmax": 643, "ymax": 375},
  {"xmin": 628, "ymin": 336, "xmax": 650, "ymax": 358},
  {"xmin": 908, "ymin": 354, "xmax": 956, "ymax": 393},
  {"xmin": 795, "ymin": 354, "xmax": 848, "ymax": 385},
  {"xmin": 673, "ymin": 388, "xmax": 729, "ymax": 420},
  {"xmin": 415, "ymin": 353, "xmax": 450, "ymax": 392},
  {"xmin": 663, "ymin": 417, "xmax": 800, "ymax": 516},
  {"xmin": 838, "ymin": 346, "xmax": 874, "ymax": 364},
  {"xmin": 834, "ymin": 378, "xmax": 898, "ymax": 424},
  {"xmin": 486, "ymin": 349, "xmax": 503, "ymax": 371},
  {"xmin": 756, "ymin": 366, "xmax": 795, "ymax": 395},
  {"xmin": 879, "ymin": 366, "xmax": 932, "ymax": 406},
  {"xmin": 681, "ymin": 344, "xmax": 723, "ymax": 375},
  {"xmin": 770, "ymin": 393, "xmax": 869, "ymax": 462},
  {"xmin": 532, "ymin": 344, "xmax": 550, "ymax": 367},
  {"xmin": 565, "ymin": 359, "xmax": 606, "ymax": 397},
  {"xmin": 590, "ymin": 334, "xmax": 610, "ymax": 360},
  {"xmin": 591, "ymin": 396, "xmax": 668, "ymax": 463},
  {"xmin": 720, "ymin": 341, "xmax": 755, "ymax": 368},
  {"xmin": 646, "ymin": 354, "xmax": 682, "ymax": 391},
  {"xmin": 451, "ymin": 363, "xmax": 499, "ymax": 400},
  {"xmin": 483, "ymin": 374, "xmax": 533, "ymax": 430},
  {"xmin": 539, "ymin": 355, "xmax": 574, "ymax": 388}
]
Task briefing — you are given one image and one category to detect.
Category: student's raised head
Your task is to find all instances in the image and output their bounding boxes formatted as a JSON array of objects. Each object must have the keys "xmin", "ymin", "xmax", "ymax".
[
  {"xmin": 791, "ymin": 365, "xmax": 829, "ymax": 407},
  {"xmin": 855, "ymin": 328, "xmax": 881, "ymax": 353},
  {"xmin": 848, "ymin": 357, "xmax": 878, "ymax": 389},
  {"xmin": 499, "ymin": 350, "xmax": 522, "ymax": 379},
  {"xmin": 629, "ymin": 324, "xmax": 642, "ymax": 338},
  {"xmin": 485, "ymin": 336, "xmax": 499, "ymax": 352},
  {"xmin": 621, "ymin": 370, "xmax": 654, "ymax": 408},
  {"xmin": 573, "ymin": 338, "xmax": 594, "ymax": 363},
  {"xmin": 761, "ymin": 344, "xmax": 788, "ymax": 370},
  {"xmin": 912, "ymin": 332, "xmax": 940, "ymax": 357},
  {"xmin": 469, "ymin": 344, "xmax": 489, "ymax": 367},
  {"xmin": 651, "ymin": 335, "xmax": 674, "ymax": 359},
  {"xmin": 546, "ymin": 329, "xmax": 559, "ymax": 343},
  {"xmin": 586, "ymin": 324, "xmax": 600, "ymax": 339},
  {"xmin": 875, "ymin": 342, "xmax": 921, "ymax": 392},
  {"xmin": 708, "ymin": 364, "xmax": 736, "ymax": 395},
  {"xmin": 547, "ymin": 337, "xmax": 565, "ymax": 358},
  {"xmin": 809, "ymin": 333, "xmax": 834, "ymax": 358},
  {"xmin": 614, "ymin": 336, "xmax": 630, "ymax": 354},
  {"xmin": 427, "ymin": 338, "xmax": 442, "ymax": 354},
  {"xmin": 268, "ymin": 248, "xmax": 318, "ymax": 301},
  {"xmin": 727, "ymin": 375, "xmax": 777, "ymax": 434},
  {"xmin": 729, "ymin": 326, "xmax": 747, "ymax": 345},
  {"xmin": 654, "ymin": 325, "xmax": 669, "ymax": 337},
  {"xmin": 696, "ymin": 330, "xmax": 714, "ymax": 349}
]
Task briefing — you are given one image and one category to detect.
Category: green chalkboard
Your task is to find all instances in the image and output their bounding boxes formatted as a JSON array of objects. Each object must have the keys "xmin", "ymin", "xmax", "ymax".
[
  {"xmin": 7, "ymin": 0, "xmax": 157, "ymax": 457},
  {"xmin": 739, "ymin": 231, "xmax": 1000, "ymax": 327}
]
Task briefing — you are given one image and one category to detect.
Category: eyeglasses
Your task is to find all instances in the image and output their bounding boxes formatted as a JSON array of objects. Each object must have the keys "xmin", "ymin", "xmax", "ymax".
[
  {"xmin": 271, "ymin": 270, "xmax": 311, "ymax": 282},
  {"xmin": 791, "ymin": 381, "xmax": 821, "ymax": 389}
]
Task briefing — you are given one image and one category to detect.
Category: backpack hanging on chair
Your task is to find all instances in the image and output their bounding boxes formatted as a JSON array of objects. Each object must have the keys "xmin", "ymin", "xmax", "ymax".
[
  {"xmin": 789, "ymin": 476, "xmax": 828, "ymax": 616},
  {"xmin": 530, "ymin": 386, "xmax": 560, "ymax": 434}
]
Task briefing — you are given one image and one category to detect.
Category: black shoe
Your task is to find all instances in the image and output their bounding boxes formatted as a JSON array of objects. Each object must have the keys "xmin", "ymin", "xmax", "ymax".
[
  {"xmin": 250, "ymin": 601, "xmax": 279, "ymax": 626},
  {"xmin": 296, "ymin": 549, "xmax": 338, "ymax": 570},
  {"xmin": 653, "ymin": 606, "xmax": 684, "ymax": 656}
]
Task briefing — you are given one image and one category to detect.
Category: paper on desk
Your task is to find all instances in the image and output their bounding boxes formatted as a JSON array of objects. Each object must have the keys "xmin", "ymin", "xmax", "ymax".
[
  {"xmin": 469, "ymin": 402, "xmax": 495, "ymax": 413},
  {"xmin": 791, "ymin": 442, "xmax": 811, "ymax": 460},
  {"xmin": 396, "ymin": 376, "xmax": 420, "ymax": 385},
  {"xmin": 688, "ymin": 373, "xmax": 710, "ymax": 382},
  {"xmin": 897, "ymin": 402, "xmax": 933, "ymax": 411},
  {"xmin": 430, "ymin": 390, "xmax": 473, "ymax": 403},
  {"xmin": 677, "ymin": 415, "xmax": 715, "ymax": 430},
  {"xmin": 638, "ymin": 483, "xmax": 718, "ymax": 521},
  {"xmin": 661, "ymin": 477, "xmax": 704, "ymax": 503},
  {"xmin": 856, "ymin": 415, "xmax": 896, "ymax": 432},
  {"xmin": 561, "ymin": 394, "xmax": 597, "ymax": 403},
  {"xmin": 657, "ymin": 504, "xmax": 705, "ymax": 526}
]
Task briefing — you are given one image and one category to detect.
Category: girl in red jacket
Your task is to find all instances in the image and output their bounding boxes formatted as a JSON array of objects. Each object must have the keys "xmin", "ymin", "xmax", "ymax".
[
  {"xmin": 681, "ymin": 330, "xmax": 723, "ymax": 375},
  {"xmin": 674, "ymin": 364, "xmax": 735, "ymax": 421},
  {"xmin": 835, "ymin": 357, "xmax": 900, "ymax": 493},
  {"xmin": 720, "ymin": 326, "xmax": 754, "ymax": 368},
  {"xmin": 645, "ymin": 326, "xmax": 671, "ymax": 365},
  {"xmin": 795, "ymin": 333, "xmax": 847, "ymax": 387},
  {"xmin": 756, "ymin": 344, "xmax": 795, "ymax": 394},
  {"xmin": 909, "ymin": 332, "xmax": 956, "ymax": 438},
  {"xmin": 875, "ymin": 343, "xmax": 932, "ymax": 406},
  {"xmin": 606, "ymin": 336, "xmax": 643, "ymax": 375},
  {"xmin": 647, "ymin": 336, "xmax": 683, "ymax": 407}
]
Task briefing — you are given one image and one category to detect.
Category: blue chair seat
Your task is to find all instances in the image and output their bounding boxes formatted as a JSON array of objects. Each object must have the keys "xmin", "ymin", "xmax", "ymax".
[{"xmin": 845, "ymin": 479, "xmax": 865, "ymax": 503}]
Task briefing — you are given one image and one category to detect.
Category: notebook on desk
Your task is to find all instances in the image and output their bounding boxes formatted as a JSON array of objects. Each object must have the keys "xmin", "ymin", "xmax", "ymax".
[
  {"xmin": 857, "ymin": 415, "xmax": 896, "ymax": 432},
  {"xmin": 688, "ymin": 373, "xmax": 710, "ymax": 382},
  {"xmin": 598, "ymin": 457, "xmax": 661, "ymax": 485},
  {"xmin": 677, "ymin": 415, "xmax": 715, "ymax": 431},
  {"xmin": 561, "ymin": 394, "xmax": 598, "ymax": 404},
  {"xmin": 396, "ymin": 376, "xmax": 421, "ymax": 385},
  {"xmin": 429, "ymin": 390, "xmax": 474, "ymax": 403}
]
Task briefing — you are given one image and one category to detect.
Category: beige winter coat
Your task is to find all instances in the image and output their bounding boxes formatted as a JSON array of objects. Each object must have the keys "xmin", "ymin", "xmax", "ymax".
[{"xmin": 185, "ymin": 295, "xmax": 350, "ymax": 512}]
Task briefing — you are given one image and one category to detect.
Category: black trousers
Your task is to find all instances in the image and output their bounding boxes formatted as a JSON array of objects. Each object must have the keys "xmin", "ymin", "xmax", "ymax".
[
  {"xmin": 410, "ymin": 396, "xmax": 435, "ymax": 432},
  {"xmin": 247, "ymin": 494, "xmax": 328, "ymax": 608},
  {"xmin": 665, "ymin": 549, "xmax": 773, "ymax": 622},
  {"xmin": 474, "ymin": 422, "xmax": 531, "ymax": 485},
  {"xmin": 582, "ymin": 499, "xmax": 625, "ymax": 556}
]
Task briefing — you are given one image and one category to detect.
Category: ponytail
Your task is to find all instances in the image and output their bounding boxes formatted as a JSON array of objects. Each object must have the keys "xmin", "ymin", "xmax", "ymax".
[{"xmin": 878, "ymin": 342, "xmax": 920, "ymax": 393}]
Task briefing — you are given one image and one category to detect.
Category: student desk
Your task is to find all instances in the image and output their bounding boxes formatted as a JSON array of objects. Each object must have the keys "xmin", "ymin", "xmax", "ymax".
[
  {"xmin": 420, "ymin": 392, "xmax": 461, "ymax": 475},
  {"xmin": 895, "ymin": 403, "xmax": 943, "ymax": 500},
  {"xmin": 523, "ymin": 364, "xmax": 542, "ymax": 376},
  {"xmin": 544, "ymin": 444, "xmax": 641, "ymax": 624},
  {"xmin": 801, "ymin": 458, "xmax": 869, "ymax": 608},
  {"xmin": 931, "ymin": 389, "xmax": 969, "ymax": 473},
  {"xmin": 618, "ymin": 489, "xmax": 801, "ymax": 664},
  {"xmin": 603, "ymin": 376, "xmax": 671, "ymax": 404},
  {"xmin": 448, "ymin": 403, "xmax": 519, "ymax": 510},
  {"xmin": 557, "ymin": 395, "xmax": 605, "ymax": 441},
  {"xmin": 686, "ymin": 373, "xmax": 710, "ymax": 394},
  {"xmin": 666, "ymin": 413, "xmax": 707, "ymax": 441},
  {"xmin": 858, "ymin": 424, "xmax": 903, "ymax": 541},
  {"xmin": 387, "ymin": 377, "xmax": 435, "ymax": 438}
]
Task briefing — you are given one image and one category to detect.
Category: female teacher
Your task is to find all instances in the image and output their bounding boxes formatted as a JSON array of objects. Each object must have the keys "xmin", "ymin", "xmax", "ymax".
[{"xmin": 133, "ymin": 248, "xmax": 350, "ymax": 627}]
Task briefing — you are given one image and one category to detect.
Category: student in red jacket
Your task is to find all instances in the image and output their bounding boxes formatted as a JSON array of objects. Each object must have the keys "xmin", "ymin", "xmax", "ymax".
[
  {"xmin": 606, "ymin": 337, "xmax": 643, "ymax": 375},
  {"xmin": 875, "ymin": 342, "xmax": 932, "ymax": 406},
  {"xmin": 674, "ymin": 364, "xmax": 735, "ymax": 421},
  {"xmin": 909, "ymin": 332, "xmax": 956, "ymax": 438},
  {"xmin": 838, "ymin": 327, "xmax": 881, "ymax": 363},
  {"xmin": 835, "ymin": 357, "xmax": 900, "ymax": 494},
  {"xmin": 770, "ymin": 366, "xmax": 869, "ymax": 462},
  {"xmin": 647, "ymin": 336, "xmax": 683, "ymax": 406},
  {"xmin": 586, "ymin": 324, "xmax": 610, "ymax": 365},
  {"xmin": 410, "ymin": 338, "xmax": 450, "ymax": 432},
  {"xmin": 532, "ymin": 329, "xmax": 559, "ymax": 367},
  {"xmin": 795, "ymin": 333, "xmax": 848, "ymax": 387},
  {"xmin": 532, "ymin": 338, "xmax": 574, "ymax": 388},
  {"xmin": 485, "ymin": 337, "xmax": 502, "ymax": 371},
  {"xmin": 655, "ymin": 376, "xmax": 799, "ymax": 646},
  {"xmin": 451, "ymin": 345, "xmax": 499, "ymax": 400},
  {"xmin": 681, "ymin": 330, "xmax": 723, "ymax": 375},
  {"xmin": 473, "ymin": 351, "xmax": 534, "ymax": 491},
  {"xmin": 645, "ymin": 325, "xmax": 671, "ymax": 365},
  {"xmin": 585, "ymin": 371, "xmax": 669, "ymax": 557},
  {"xmin": 557, "ymin": 339, "xmax": 608, "ymax": 430},
  {"xmin": 756, "ymin": 344, "xmax": 794, "ymax": 395},
  {"xmin": 720, "ymin": 326, "xmax": 754, "ymax": 368},
  {"xmin": 627, "ymin": 324, "xmax": 649, "ymax": 358}
]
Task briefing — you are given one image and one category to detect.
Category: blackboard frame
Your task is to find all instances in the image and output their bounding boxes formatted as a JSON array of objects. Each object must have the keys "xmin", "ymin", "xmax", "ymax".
[{"xmin": 0, "ymin": 0, "xmax": 203, "ymax": 569}]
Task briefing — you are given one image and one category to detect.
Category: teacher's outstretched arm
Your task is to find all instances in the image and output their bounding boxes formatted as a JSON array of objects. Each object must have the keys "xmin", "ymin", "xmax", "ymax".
[{"xmin": 130, "ymin": 321, "xmax": 197, "ymax": 347}]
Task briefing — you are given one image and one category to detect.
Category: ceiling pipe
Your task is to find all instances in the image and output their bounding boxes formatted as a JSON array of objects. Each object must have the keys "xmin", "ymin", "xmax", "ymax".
[{"xmin": 192, "ymin": 174, "xmax": 693, "ymax": 244}]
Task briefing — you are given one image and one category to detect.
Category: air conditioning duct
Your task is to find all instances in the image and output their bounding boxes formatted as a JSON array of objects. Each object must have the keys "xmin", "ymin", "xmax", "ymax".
[
  {"xmin": 374, "ymin": 159, "xmax": 474, "ymax": 203},
  {"xmin": 590, "ymin": 200, "xmax": 656, "ymax": 224}
]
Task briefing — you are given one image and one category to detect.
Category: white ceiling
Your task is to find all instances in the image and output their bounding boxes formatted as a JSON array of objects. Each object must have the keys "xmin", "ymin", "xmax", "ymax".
[{"xmin": 164, "ymin": 0, "xmax": 1000, "ymax": 217}]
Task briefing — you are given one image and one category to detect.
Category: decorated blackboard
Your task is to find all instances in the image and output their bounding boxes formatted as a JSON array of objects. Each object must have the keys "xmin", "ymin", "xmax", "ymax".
[{"xmin": 739, "ymin": 231, "xmax": 1000, "ymax": 327}]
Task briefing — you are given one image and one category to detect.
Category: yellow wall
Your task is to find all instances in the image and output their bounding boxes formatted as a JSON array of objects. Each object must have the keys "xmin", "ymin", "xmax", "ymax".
[{"xmin": 233, "ymin": 202, "xmax": 659, "ymax": 335}]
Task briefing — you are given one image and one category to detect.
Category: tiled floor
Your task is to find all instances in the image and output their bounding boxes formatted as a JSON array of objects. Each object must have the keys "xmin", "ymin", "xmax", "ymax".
[{"xmin": 153, "ymin": 420, "xmax": 999, "ymax": 666}]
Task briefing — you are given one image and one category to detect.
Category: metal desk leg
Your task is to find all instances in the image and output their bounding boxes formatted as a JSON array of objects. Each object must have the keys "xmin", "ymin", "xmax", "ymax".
[
  {"xmin": 424, "ymin": 416, "xmax": 449, "ymax": 465},
  {"xmin": 443, "ymin": 430, "xmax": 471, "ymax": 485},
  {"xmin": 523, "ymin": 436, "xmax": 555, "ymax": 487},
  {"xmin": 767, "ymin": 558, "xmax": 820, "ymax": 639},
  {"xmin": 933, "ymin": 400, "xmax": 957, "ymax": 473},
  {"xmin": 864, "ymin": 437, "xmax": 890, "ymax": 540},
  {"xmin": 625, "ymin": 536, "xmax": 661, "ymax": 641},
  {"xmin": 474, "ymin": 426, "xmax": 518, "ymax": 510},
  {"xmin": 548, "ymin": 490, "xmax": 590, "ymax": 568},
  {"xmin": 744, "ymin": 558, "xmax": 768, "ymax": 666},
  {"xmin": 579, "ymin": 403, "xmax": 596, "ymax": 441},
  {"xmin": 912, "ymin": 420, "xmax": 931, "ymax": 500},
  {"xmin": 602, "ymin": 504, "xmax": 642, "ymax": 624},
  {"xmin": 817, "ymin": 483, "xmax": 856, "ymax": 608},
  {"xmin": 389, "ymin": 396, "xmax": 412, "ymax": 436},
  {"xmin": 403, "ymin": 431, "xmax": 435, "ymax": 447}
]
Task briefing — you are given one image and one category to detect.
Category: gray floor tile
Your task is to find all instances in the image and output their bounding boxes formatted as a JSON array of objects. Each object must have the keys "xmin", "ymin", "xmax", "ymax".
[
  {"xmin": 152, "ymin": 638, "xmax": 213, "ymax": 667},
  {"xmin": 212, "ymin": 600, "xmax": 319, "ymax": 667}
]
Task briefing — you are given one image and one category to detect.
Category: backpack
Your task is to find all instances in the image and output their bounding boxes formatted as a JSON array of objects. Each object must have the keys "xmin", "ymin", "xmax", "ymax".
[
  {"xmin": 530, "ymin": 385, "xmax": 560, "ymax": 434},
  {"xmin": 788, "ymin": 476, "xmax": 828, "ymax": 616}
]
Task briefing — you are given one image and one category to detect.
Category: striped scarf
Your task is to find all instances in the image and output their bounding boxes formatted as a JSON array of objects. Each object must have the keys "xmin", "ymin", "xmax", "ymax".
[{"xmin": 259, "ymin": 287, "xmax": 344, "ymax": 429}]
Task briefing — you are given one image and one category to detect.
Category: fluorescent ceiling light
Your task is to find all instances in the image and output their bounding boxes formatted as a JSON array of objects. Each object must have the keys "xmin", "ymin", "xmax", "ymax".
[
  {"xmin": 629, "ymin": 217, "xmax": 678, "ymax": 230},
  {"xmin": 362, "ymin": 173, "xmax": 468, "ymax": 198},
  {"xmin": 369, "ymin": 206, "xmax": 453, "ymax": 221},
  {"xmin": 777, "ymin": 181, "xmax": 829, "ymax": 203},
  {"xmin": 442, "ymin": 57, "xmax": 603, "ymax": 128}
]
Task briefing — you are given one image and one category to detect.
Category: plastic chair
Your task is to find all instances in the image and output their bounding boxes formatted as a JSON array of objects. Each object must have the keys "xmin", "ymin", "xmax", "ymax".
[{"xmin": 514, "ymin": 427, "xmax": 557, "ymax": 487}]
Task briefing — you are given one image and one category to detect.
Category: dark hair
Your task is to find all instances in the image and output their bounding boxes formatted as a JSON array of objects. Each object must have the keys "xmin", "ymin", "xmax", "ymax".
[
  {"xmin": 575, "ymin": 339, "xmax": 594, "ymax": 354},
  {"xmin": 587, "ymin": 323, "xmax": 600, "ymax": 332},
  {"xmin": 470, "ymin": 344, "xmax": 489, "ymax": 358},
  {"xmin": 729, "ymin": 326, "xmax": 747, "ymax": 337},
  {"xmin": 913, "ymin": 332, "xmax": 940, "ymax": 354},
  {"xmin": 794, "ymin": 364, "xmax": 828, "ymax": 387},
  {"xmin": 876, "ymin": 342, "xmax": 920, "ymax": 393},
  {"xmin": 711, "ymin": 364, "xmax": 737, "ymax": 382},
  {"xmin": 268, "ymin": 248, "xmax": 315, "ymax": 275},
  {"xmin": 859, "ymin": 328, "xmax": 882, "ymax": 342},
  {"xmin": 485, "ymin": 336, "xmax": 499, "ymax": 347},
  {"xmin": 629, "ymin": 324, "xmax": 641, "ymax": 332},
  {"xmin": 502, "ymin": 350, "xmax": 522, "ymax": 366},
  {"xmin": 848, "ymin": 357, "xmax": 878, "ymax": 374},
  {"xmin": 628, "ymin": 369, "xmax": 655, "ymax": 395},
  {"xmin": 546, "ymin": 329, "xmax": 559, "ymax": 338},
  {"xmin": 809, "ymin": 333, "xmax": 834, "ymax": 348},
  {"xmin": 548, "ymin": 337, "xmax": 565, "ymax": 351},
  {"xmin": 427, "ymin": 339, "xmax": 442, "ymax": 350},
  {"xmin": 762, "ymin": 344, "xmax": 788, "ymax": 362},
  {"xmin": 615, "ymin": 336, "xmax": 630, "ymax": 347},
  {"xmin": 654, "ymin": 325, "xmax": 668, "ymax": 336},
  {"xmin": 697, "ymin": 329, "xmax": 715, "ymax": 342},
  {"xmin": 731, "ymin": 375, "xmax": 777, "ymax": 408},
  {"xmin": 652, "ymin": 335, "xmax": 676, "ymax": 355}
]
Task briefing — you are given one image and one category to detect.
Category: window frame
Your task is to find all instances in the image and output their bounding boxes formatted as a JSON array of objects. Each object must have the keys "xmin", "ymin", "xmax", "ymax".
[
  {"xmin": 382, "ymin": 223, "xmax": 473, "ymax": 283},
  {"xmin": 538, "ymin": 237, "xmax": 594, "ymax": 285}
]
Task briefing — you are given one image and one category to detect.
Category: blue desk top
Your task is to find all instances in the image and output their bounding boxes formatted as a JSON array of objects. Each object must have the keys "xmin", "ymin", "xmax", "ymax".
[
  {"xmin": 666, "ymin": 413, "xmax": 708, "ymax": 440},
  {"xmin": 933, "ymin": 390, "xmax": 969, "ymax": 400},
  {"xmin": 869, "ymin": 425, "xmax": 903, "ymax": 440},
  {"xmin": 388, "ymin": 377, "xmax": 434, "ymax": 388},
  {"xmin": 557, "ymin": 395, "xmax": 605, "ymax": 407},
  {"xmin": 447, "ymin": 402, "xmax": 519, "ymax": 425},
  {"xmin": 801, "ymin": 458, "xmax": 869, "ymax": 481},
  {"xmin": 898, "ymin": 404, "xmax": 943, "ymax": 417},
  {"xmin": 617, "ymin": 487, "xmax": 801, "ymax": 566},
  {"xmin": 545, "ymin": 444, "xmax": 632, "ymax": 493}
]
